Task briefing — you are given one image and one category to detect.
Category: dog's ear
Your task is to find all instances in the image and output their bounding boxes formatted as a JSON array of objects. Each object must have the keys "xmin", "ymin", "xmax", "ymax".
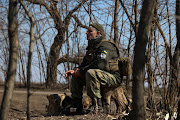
[
  {"xmin": 47, "ymin": 95, "xmax": 50, "ymax": 100},
  {"xmin": 57, "ymin": 94, "xmax": 65, "ymax": 102},
  {"xmin": 63, "ymin": 93, "xmax": 73, "ymax": 102},
  {"xmin": 61, "ymin": 95, "xmax": 73, "ymax": 109}
]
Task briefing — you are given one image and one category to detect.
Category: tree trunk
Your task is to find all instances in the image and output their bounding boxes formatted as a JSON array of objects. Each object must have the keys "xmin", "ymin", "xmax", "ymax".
[
  {"xmin": 19, "ymin": 1, "xmax": 35, "ymax": 119},
  {"xmin": 114, "ymin": 0, "xmax": 119, "ymax": 46},
  {"xmin": 23, "ymin": 0, "xmax": 87, "ymax": 88},
  {"xmin": 45, "ymin": 0, "xmax": 86, "ymax": 88},
  {"xmin": 134, "ymin": 0, "xmax": 138, "ymax": 36},
  {"xmin": 0, "ymin": 0, "xmax": 18, "ymax": 119},
  {"xmin": 177, "ymin": 89, "xmax": 180, "ymax": 120},
  {"xmin": 46, "ymin": 30, "xmax": 65, "ymax": 87},
  {"xmin": 169, "ymin": 0, "xmax": 180, "ymax": 116},
  {"xmin": 26, "ymin": 17, "xmax": 34, "ymax": 120},
  {"xmin": 174, "ymin": 0, "xmax": 180, "ymax": 97},
  {"xmin": 131, "ymin": 0, "xmax": 156, "ymax": 119}
]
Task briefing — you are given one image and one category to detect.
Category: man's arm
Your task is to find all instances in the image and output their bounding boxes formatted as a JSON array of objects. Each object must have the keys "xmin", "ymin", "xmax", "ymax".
[
  {"xmin": 79, "ymin": 42, "xmax": 118, "ymax": 74},
  {"xmin": 65, "ymin": 68, "xmax": 81, "ymax": 78}
]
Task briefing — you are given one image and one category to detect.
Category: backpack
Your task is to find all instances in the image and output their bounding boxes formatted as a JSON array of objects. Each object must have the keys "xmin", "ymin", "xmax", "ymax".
[
  {"xmin": 119, "ymin": 57, "xmax": 132, "ymax": 76},
  {"xmin": 98, "ymin": 40, "xmax": 132, "ymax": 76}
]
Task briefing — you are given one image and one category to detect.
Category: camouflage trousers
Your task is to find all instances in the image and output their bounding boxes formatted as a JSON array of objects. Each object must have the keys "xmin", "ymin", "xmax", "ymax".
[{"xmin": 71, "ymin": 69, "xmax": 118, "ymax": 99}]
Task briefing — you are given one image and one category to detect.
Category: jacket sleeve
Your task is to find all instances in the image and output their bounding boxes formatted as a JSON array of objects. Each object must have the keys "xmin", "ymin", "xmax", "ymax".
[
  {"xmin": 79, "ymin": 42, "xmax": 118, "ymax": 75},
  {"xmin": 78, "ymin": 54, "xmax": 88, "ymax": 68}
]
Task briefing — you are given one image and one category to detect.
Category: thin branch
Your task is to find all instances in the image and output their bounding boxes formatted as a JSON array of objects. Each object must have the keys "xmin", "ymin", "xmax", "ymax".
[
  {"xmin": 72, "ymin": 15, "xmax": 89, "ymax": 29},
  {"xmin": 119, "ymin": 0, "xmax": 135, "ymax": 32},
  {"xmin": 64, "ymin": 0, "xmax": 87, "ymax": 26},
  {"xmin": 153, "ymin": 17, "xmax": 174, "ymax": 68},
  {"xmin": 25, "ymin": 0, "xmax": 63, "ymax": 26}
]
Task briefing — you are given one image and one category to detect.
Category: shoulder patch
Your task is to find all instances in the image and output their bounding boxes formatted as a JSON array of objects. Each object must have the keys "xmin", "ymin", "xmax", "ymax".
[
  {"xmin": 97, "ymin": 53, "xmax": 107, "ymax": 59},
  {"xmin": 104, "ymin": 50, "xmax": 107, "ymax": 54}
]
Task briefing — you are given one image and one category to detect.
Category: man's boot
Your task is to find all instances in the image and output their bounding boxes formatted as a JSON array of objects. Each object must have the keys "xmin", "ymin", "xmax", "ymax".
[
  {"xmin": 71, "ymin": 97, "xmax": 89, "ymax": 115},
  {"xmin": 101, "ymin": 98, "xmax": 110, "ymax": 114},
  {"xmin": 91, "ymin": 97, "xmax": 103, "ymax": 114}
]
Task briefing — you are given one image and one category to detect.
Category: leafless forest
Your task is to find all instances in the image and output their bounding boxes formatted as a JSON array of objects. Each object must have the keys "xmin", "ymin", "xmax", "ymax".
[{"xmin": 0, "ymin": 0, "xmax": 179, "ymax": 120}]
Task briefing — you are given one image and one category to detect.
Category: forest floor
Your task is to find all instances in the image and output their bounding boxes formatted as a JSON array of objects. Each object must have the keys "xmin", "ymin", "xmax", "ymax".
[
  {"xmin": 0, "ymin": 83, "xmax": 126, "ymax": 120},
  {"xmin": 0, "ymin": 83, "xmax": 177, "ymax": 120}
]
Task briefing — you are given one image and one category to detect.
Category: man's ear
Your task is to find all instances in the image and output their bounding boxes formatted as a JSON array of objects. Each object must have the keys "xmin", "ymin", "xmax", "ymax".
[{"xmin": 97, "ymin": 31, "xmax": 101, "ymax": 36}]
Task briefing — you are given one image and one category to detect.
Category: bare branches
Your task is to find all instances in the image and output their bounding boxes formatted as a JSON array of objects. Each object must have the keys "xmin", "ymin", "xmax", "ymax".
[
  {"xmin": 64, "ymin": 0, "xmax": 87, "ymax": 27},
  {"xmin": 20, "ymin": 0, "xmax": 34, "ymax": 23},
  {"xmin": 25, "ymin": 0, "xmax": 63, "ymax": 28},
  {"xmin": 119, "ymin": 0, "xmax": 135, "ymax": 33},
  {"xmin": 153, "ymin": 17, "xmax": 175, "ymax": 73},
  {"xmin": 72, "ymin": 15, "xmax": 88, "ymax": 29}
]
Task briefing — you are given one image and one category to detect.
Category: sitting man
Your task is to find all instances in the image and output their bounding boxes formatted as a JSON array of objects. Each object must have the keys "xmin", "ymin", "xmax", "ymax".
[{"xmin": 65, "ymin": 22, "xmax": 121, "ymax": 114}]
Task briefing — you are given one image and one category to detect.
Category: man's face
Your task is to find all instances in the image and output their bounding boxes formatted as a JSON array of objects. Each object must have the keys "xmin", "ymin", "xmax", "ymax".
[{"xmin": 86, "ymin": 26, "xmax": 100, "ymax": 40}]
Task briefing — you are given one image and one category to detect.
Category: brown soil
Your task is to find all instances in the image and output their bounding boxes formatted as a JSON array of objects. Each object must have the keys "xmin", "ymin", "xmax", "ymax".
[{"xmin": 0, "ymin": 85, "xmax": 123, "ymax": 120}]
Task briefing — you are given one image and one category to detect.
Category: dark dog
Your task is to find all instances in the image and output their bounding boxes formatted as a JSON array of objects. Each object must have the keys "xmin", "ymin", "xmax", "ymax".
[
  {"xmin": 46, "ymin": 93, "xmax": 73, "ymax": 116},
  {"xmin": 101, "ymin": 86, "xmax": 132, "ymax": 114},
  {"xmin": 46, "ymin": 93, "xmax": 91, "ymax": 116}
]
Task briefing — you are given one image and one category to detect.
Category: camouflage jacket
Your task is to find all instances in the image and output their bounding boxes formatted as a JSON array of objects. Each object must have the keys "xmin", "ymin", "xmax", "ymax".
[{"xmin": 79, "ymin": 36, "xmax": 121, "ymax": 82}]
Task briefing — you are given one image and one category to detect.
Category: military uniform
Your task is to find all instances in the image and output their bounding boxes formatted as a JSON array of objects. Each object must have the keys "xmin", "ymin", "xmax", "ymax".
[{"xmin": 71, "ymin": 36, "xmax": 121, "ymax": 99}]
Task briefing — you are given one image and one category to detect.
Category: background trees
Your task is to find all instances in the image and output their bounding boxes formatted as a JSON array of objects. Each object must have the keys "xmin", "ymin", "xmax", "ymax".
[
  {"xmin": 132, "ymin": 0, "xmax": 156, "ymax": 119},
  {"xmin": 0, "ymin": 0, "xmax": 19, "ymax": 119},
  {"xmin": 0, "ymin": 0, "xmax": 179, "ymax": 119}
]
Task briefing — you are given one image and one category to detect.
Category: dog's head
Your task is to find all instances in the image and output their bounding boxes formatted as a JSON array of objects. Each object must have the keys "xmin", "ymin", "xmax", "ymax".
[
  {"xmin": 46, "ymin": 93, "xmax": 71, "ymax": 116},
  {"xmin": 46, "ymin": 94, "xmax": 91, "ymax": 116},
  {"xmin": 82, "ymin": 97, "xmax": 90, "ymax": 110}
]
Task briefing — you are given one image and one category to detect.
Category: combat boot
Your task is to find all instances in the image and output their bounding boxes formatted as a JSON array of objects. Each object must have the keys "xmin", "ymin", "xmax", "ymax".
[
  {"xmin": 71, "ymin": 97, "xmax": 90, "ymax": 115},
  {"xmin": 90, "ymin": 97, "xmax": 103, "ymax": 114},
  {"xmin": 101, "ymin": 98, "xmax": 110, "ymax": 114}
]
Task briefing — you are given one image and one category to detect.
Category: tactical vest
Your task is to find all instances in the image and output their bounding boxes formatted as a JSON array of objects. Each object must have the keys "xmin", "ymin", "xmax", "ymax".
[
  {"xmin": 85, "ymin": 39, "xmax": 132, "ymax": 76},
  {"xmin": 85, "ymin": 39, "xmax": 120, "ymax": 73}
]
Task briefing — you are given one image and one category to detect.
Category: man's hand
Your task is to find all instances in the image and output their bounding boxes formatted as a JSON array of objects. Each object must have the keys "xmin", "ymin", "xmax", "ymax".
[
  {"xmin": 65, "ymin": 68, "xmax": 81, "ymax": 78},
  {"xmin": 65, "ymin": 70, "xmax": 74, "ymax": 78}
]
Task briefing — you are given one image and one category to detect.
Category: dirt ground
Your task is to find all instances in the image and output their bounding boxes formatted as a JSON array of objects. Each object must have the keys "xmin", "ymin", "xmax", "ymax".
[
  {"xmin": 0, "ymin": 84, "xmax": 175, "ymax": 120},
  {"xmin": 0, "ymin": 85, "xmax": 124, "ymax": 120}
]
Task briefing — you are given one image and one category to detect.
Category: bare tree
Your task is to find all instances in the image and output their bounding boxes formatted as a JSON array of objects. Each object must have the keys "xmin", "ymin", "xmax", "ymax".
[
  {"xmin": 19, "ymin": 47, "xmax": 26, "ymax": 85},
  {"xmin": 152, "ymin": 1, "xmax": 180, "ymax": 116},
  {"xmin": 169, "ymin": 0, "xmax": 180, "ymax": 118},
  {"xmin": 24, "ymin": 0, "xmax": 87, "ymax": 88},
  {"xmin": 19, "ymin": 1, "xmax": 35, "ymax": 119},
  {"xmin": 0, "ymin": 4, "xmax": 9, "ymax": 82},
  {"xmin": 131, "ymin": 0, "xmax": 156, "ymax": 120},
  {"xmin": 0, "ymin": 0, "xmax": 19, "ymax": 120},
  {"xmin": 134, "ymin": 0, "xmax": 138, "ymax": 36},
  {"xmin": 119, "ymin": 0, "xmax": 135, "ymax": 33},
  {"xmin": 177, "ymin": 90, "xmax": 180, "ymax": 120},
  {"xmin": 114, "ymin": 0, "xmax": 119, "ymax": 46},
  {"xmin": 0, "ymin": 1, "xmax": 179, "ymax": 119},
  {"xmin": 146, "ymin": 24, "xmax": 156, "ymax": 118}
]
